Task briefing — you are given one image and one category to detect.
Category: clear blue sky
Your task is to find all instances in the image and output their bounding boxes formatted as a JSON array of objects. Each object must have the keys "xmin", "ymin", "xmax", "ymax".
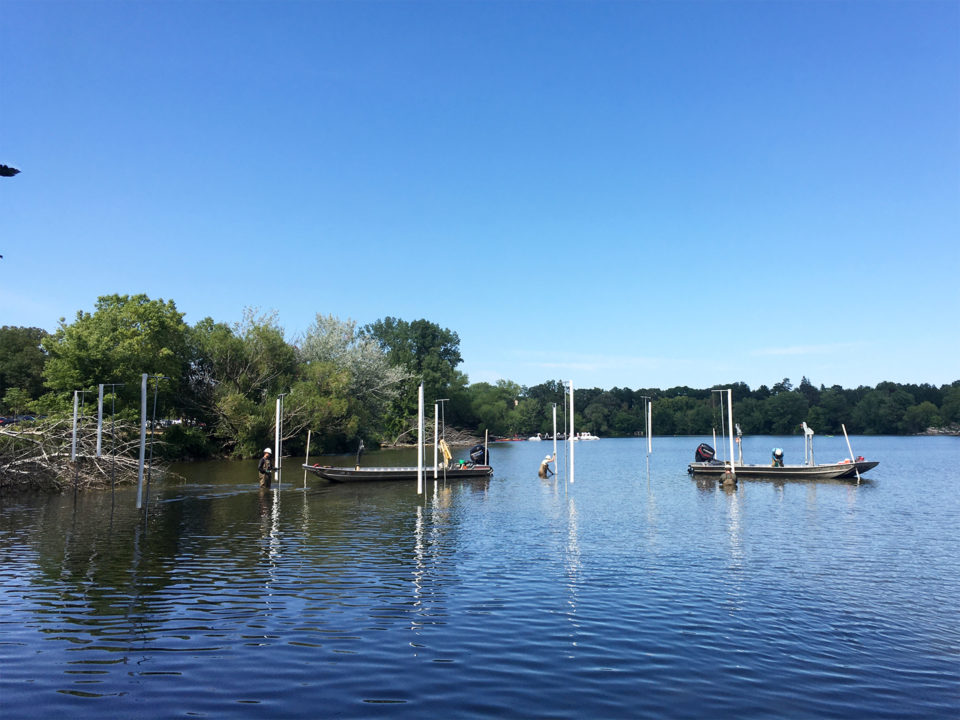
[{"xmin": 2, "ymin": 0, "xmax": 957, "ymax": 392}]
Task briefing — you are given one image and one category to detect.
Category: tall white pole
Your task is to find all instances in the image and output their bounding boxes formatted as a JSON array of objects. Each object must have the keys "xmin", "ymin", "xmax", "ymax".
[
  {"xmin": 647, "ymin": 399, "xmax": 653, "ymax": 455},
  {"xmin": 727, "ymin": 389, "xmax": 736, "ymax": 478},
  {"xmin": 417, "ymin": 384, "xmax": 424, "ymax": 494},
  {"xmin": 275, "ymin": 397, "xmax": 281, "ymax": 486},
  {"xmin": 552, "ymin": 404, "xmax": 558, "ymax": 464},
  {"xmin": 569, "ymin": 379, "xmax": 575, "ymax": 484},
  {"xmin": 96, "ymin": 384, "xmax": 104, "ymax": 457},
  {"xmin": 304, "ymin": 428, "xmax": 312, "ymax": 487},
  {"xmin": 433, "ymin": 402, "xmax": 438, "ymax": 480},
  {"xmin": 71, "ymin": 390, "xmax": 79, "ymax": 462},
  {"xmin": 136, "ymin": 374, "xmax": 147, "ymax": 509}
]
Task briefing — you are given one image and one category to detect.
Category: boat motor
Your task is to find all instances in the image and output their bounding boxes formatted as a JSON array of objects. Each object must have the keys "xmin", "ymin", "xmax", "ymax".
[
  {"xmin": 695, "ymin": 443, "xmax": 715, "ymax": 462},
  {"xmin": 468, "ymin": 443, "xmax": 488, "ymax": 465}
]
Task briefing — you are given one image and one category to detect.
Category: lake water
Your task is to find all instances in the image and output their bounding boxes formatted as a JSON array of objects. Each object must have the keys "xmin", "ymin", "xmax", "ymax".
[{"xmin": 1, "ymin": 435, "xmax": 958, "ymax": 718}]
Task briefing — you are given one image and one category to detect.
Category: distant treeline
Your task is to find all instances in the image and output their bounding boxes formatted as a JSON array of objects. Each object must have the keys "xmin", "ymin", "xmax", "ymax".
[
  {"xmin": 2, "ymin": 295, "xmax": 957, "ymax": 462},
  {"xmin": 507, "ymin": 378, "xmax": 960, "ymax": 438}
]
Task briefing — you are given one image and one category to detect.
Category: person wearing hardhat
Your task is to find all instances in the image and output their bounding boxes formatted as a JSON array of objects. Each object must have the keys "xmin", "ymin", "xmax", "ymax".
[
  {"xmin": 258, "ymin": 447, "xmax": 274, "ymax": 488},
  {"xmin": 771, "ymin": 448, "xmax": 784, "ymax": 467},
  {"xmin": 538, "ymin": 453, "xmax": 555, "ymax": 479}
]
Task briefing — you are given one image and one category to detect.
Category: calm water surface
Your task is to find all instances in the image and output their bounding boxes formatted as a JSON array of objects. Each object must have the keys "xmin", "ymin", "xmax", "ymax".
[{"xmin": 1, "ymin": 436, "xmax": 958, "ymax": 718}]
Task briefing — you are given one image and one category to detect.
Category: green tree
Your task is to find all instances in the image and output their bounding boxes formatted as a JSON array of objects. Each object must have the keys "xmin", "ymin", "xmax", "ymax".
[
  {"xmin": 44, "ymin": 294, "xmax": 189, "ymax": 415},
  {"xmin": 299, "ymin": 314, "xmax": 410, "ymax": 445},
  {"xmin": 364, "ymin": 317, "xmax": 467, "ymax": 432},
  {"xmin": 940, "ymin": 384, "xmax": 960, "ymax": 425},
  {"xmin": 0, "ymin": 326, "xmax": 48, "ymax": 402},
  {"xmin": 187, "ymin": 309, "xmax": 298, "ymax": 456},
  {"xmin": 900, "ymin": 402, "xmax": 941, "ymax": 434}
]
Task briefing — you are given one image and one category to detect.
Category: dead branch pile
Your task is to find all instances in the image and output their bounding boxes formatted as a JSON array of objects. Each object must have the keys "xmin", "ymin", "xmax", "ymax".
[
  {"xmin": 386, "ymin": 420, "xmax": 482, "ymax": 448},
  {"xmin": 0, "ymin": 417, "xmax": 168, "ymax": 495}
]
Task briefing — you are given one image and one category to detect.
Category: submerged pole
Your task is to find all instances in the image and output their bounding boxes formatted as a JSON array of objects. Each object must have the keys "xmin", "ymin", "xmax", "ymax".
[
  {"xmin": 71, "ymin": 391, "xmax": 79, "ymax": 461},
  {"xmin": 417, "ymin": 383, "xmax": 424, "ymax": 494},
  {"xmin": 726, "ymin": 388, "xmax": 736, "ymax": 479},
  {"xmin": 96, "ymin": 384, "xmax": 104, "ymax": 457},
  {"xmin": 304, "ymin": 429, "xmax": 312, "ymax": 487},
  {"xmin": 136, "ymin": 373, "xmax": 147, "ymax": 509},
  {"xmin": 569, "ymin": 379, "xmax": 575, "ymax": 484},
  {"xmin": 552, "ymin": 403, "xmax": 558, "ymax": 466}
]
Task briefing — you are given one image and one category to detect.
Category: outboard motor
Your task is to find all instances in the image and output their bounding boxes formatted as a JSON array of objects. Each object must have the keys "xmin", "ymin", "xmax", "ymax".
[
  {"xmin": 695, "ymin": 443, "xmax": 715, "ymax": 462},
  {"xmin": 468, "ymin": 443, "xmax": 488, "ymax": 465}
]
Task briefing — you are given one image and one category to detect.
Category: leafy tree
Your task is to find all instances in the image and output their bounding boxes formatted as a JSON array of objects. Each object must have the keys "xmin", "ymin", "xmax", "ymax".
[
  {"xmin": 2, "ymin": 387, "xmax": 32, "ymax": 416},
  {"xmin": 0, "ymin": 326, "xmax": 48, "ymax": 402},
  {"xmin": 299, "ymin": 314, "xmax": 410, "ymax": 445},
  {"xmin": 364, "ymin": 317, "xmax": 467, "ymax": 432},
  {"xmin": 940, "ymin": 385, "xmax": 960, "ymax": 425},
  {"xmin": 187, "ymin": 309, "xmax": 298, "ymax": 456},
  {"xmin": 900, "ymin": 402, "xmax": 941, "ymax": 434},
  {"xmin": 44, "ymin": 294, "xmax": 189, "ymax": 415}
]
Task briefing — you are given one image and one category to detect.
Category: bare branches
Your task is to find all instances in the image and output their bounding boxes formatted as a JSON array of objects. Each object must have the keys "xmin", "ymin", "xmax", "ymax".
[{"xmin": 0, "ymin": 417, "xmax": 167, "ymax": 494}]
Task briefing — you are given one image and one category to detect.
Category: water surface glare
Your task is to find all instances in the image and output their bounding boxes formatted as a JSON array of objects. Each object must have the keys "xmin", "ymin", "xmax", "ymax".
[{"xmin": 1, "ymin": 436, "xmax": 958, "ymax": 718}]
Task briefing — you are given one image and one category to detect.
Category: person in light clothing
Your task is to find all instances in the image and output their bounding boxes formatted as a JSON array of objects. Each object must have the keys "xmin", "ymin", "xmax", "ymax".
[{"xmin": 538, "ymin": 454, "xmax": 555, "ymax": 478}]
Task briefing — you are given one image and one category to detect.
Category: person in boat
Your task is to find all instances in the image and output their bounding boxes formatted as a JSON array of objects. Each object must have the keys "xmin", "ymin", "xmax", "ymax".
[
  {"xmin": 771, "ymin": 448, "xmax": 784, "ymax": 467},
  {"xmin": 538, "ymin": 454, "xmax": 555, "ymax": 479},
  {"xmin": 258, "ymin": 447, "xmax": 274, "ymax": 488}
]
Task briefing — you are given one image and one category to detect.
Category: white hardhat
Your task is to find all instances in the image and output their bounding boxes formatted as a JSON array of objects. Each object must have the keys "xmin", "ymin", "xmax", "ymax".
[
  {"xmin": 544, "ymin": 454, "xmax": 552, "ymax": 461},
  {"xmin": 264, "ymin": 447, "xmax": 272, "ymax": 454}
]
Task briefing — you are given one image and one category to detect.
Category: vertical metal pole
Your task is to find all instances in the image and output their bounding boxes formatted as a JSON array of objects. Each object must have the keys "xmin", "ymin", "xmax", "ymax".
[
  {"xmin": 569, "ymin": 379, "xmax": 575, "ymax": 484},
  {"xmin": 137, "ymin": 374, "xmax": 147, "ymax": 509},
  {"xmin": 647, "ymin": 398, "xmax": 653, "ymax": 455},
  {"xmin": 304, "ymin": 428, "xmax": 312, "ymax": 487},
  {"xmin": 146, "ymin": 376, "xmax": 160, "ymax": 495},
  {"xmin": 417, "ymin": 383, "xmax": 424, "ymax": 494},
  {"xmin": 552, "ymin": 403, "xmax": 558, "ymax": 464},
  {"xmin": 275, "ymin": 397, "xmax": 281, "ymax": 486},
  {"xmin": 71, "ymin": 390, "xmax": 79, "ymax": 461},
  {"xmin": 96, "ymin": 384, "xmax": 104, "ymax": 457},
  {"xmin": 433, "ymin": 402, "xmax": 438, "ymax": 480},
  {"xmin": 727, "ymin": 389, "xmax": 736, "ymax": 478}
]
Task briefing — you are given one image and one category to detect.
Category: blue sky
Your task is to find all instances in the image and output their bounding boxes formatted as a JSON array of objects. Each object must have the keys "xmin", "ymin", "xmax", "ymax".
[{"xmin": 2, "ymin": 0, "xmax": 957, "ymax": 392}]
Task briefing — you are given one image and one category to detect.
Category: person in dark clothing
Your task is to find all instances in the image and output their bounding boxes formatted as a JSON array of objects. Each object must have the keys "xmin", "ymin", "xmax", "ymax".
[{"xmin": 258, "ymin": 447, "xmax": 274, "ymax": 488}]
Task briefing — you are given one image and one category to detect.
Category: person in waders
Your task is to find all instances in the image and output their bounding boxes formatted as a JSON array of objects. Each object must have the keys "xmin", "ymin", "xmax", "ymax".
[
  {"xmin": 258, "ymin": 447, "xmax": 274, "ymax": 488},
  {"xmin": 538, "ymin": 454, "xmax": 555, "ymax": 479}
]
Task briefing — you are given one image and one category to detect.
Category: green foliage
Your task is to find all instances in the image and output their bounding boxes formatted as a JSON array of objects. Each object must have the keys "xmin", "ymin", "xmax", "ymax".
[
  {"xmin": 43, "ymin": 294, "xmax": 189, "ymax": 415},
  {"xmin": 187, "ymin": 309, "xmax": 298, "ymax": 456},
  {"xmin": 363, "ymin": 317, "xmax": 467, "ymax": 435},
  {"xmin": 0, "ymin": 326, "xmax": 48, "ymax": 403}
]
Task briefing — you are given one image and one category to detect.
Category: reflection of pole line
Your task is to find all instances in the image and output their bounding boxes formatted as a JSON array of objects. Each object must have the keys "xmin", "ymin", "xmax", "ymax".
[{"xmin": 411, "ymin": 504, "xmax": 424, "ymax": 631}]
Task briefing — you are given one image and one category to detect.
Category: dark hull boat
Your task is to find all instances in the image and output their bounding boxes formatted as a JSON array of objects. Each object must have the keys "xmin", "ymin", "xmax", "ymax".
[
  {"xmin": 303, "ymin": 463, "xmax": 493, "ymax": 483},
  {"xmin": 687, "ymin": 459, "xmax": 879, "ymax": 480}
]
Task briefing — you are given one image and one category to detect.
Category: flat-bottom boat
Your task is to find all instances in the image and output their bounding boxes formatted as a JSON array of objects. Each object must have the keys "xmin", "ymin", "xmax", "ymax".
[
  {"xmin": 687, "ymin": 458, "xmax": 878, "ymax": 481},
  {"xmin": 303, "ymin": 463, "xmax": 493, "ymax": 483}
]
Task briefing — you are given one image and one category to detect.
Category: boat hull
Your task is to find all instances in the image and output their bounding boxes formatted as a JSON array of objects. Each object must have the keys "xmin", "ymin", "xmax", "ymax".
[
  {"xmin": 303, "ymin": 463, "xmax": 493, "ymax": 483},
  {"xmin": 687, "ymin": 460, "xmax": 879, "ymax": 480}
]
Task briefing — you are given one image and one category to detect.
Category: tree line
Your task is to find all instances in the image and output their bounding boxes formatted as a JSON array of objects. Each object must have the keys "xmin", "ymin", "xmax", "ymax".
[{"xmin": 2, "ymin": 294, "xmax": 958, "ymax": 460}]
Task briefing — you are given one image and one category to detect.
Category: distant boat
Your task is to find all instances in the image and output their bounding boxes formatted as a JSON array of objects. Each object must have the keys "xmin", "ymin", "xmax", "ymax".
[
  {"xmin": 528, "ymin": 433, "xmax": 543, "ymax": 441},
  {"xmin": 573, "ymin": 431, "xmax": 599, "ymax": 441},
  {"xmin": 687, "ymin": 397, "xmax": 878, "ymax": 482}
]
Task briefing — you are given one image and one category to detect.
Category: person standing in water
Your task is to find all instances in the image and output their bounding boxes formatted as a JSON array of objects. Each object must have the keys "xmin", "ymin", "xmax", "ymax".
[
  {"xmin": 538, "ymin": 454, "xmax": 555, "ymax": 478},
  {"xmin": 258, "ymin": 447, "xmax": 274, "ymax": 488}
]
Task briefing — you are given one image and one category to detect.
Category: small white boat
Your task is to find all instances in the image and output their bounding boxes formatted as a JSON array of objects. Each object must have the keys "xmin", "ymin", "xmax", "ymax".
[
  {"xmin": 573, "ymin": 431, "xmax": 599, "ymax": 441},
  {"xmin": 528, "ymin": 433, "xmax": 543, "ymax": 441}
]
